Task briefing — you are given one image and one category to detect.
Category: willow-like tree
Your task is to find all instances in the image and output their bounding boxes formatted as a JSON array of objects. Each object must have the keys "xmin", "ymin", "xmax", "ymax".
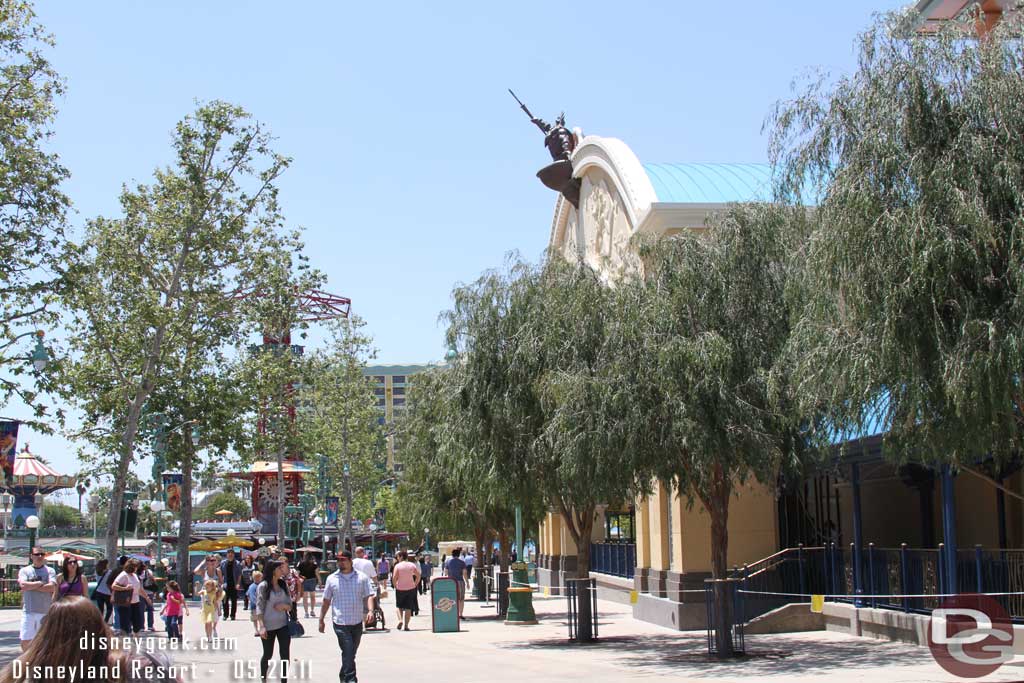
[
  {"xmin": 770, "ymin": 10, "xmax": 1024, "ymax": 464},
  {"xmin": 621, "ymin": 205, "xmax": 807, "ymax": 657},
  {"xmin": 445, "ymin": 255, "xmax": 648, "ymax": 639},
  {"xmin": 0, "ymin": 1, "xmax": 69, "ymax": 423},
  {"xmin": 62, "ymin": 101, "xmax": 294, "ymax": 560}
]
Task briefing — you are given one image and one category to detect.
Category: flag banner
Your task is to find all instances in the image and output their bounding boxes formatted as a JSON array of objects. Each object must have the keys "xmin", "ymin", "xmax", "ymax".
[
  {"xmin": 0, "ymin": 420, "xmax": 18, "ymax": 487},
  {"xmin": 162, "ymin": 472, "xmax": 184, "ymax": 512}
]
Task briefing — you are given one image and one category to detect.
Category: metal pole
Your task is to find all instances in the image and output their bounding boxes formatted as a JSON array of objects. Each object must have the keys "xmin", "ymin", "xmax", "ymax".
[
  {"xmin": 851, "ymin": 462, "xmax": 864, "ymax": 602},
  {"xmin": 515, "ymin": 505, "xmax": 523, "ymax": 561},
  {"xmin": 940, "ymin": 465, "xmax": 958, "ymax": 594}
]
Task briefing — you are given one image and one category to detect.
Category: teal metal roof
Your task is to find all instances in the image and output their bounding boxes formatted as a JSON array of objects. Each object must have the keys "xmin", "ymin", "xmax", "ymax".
[{"xmin": 643, "ymin": 163, "xmax": 774, "ymax": 204}]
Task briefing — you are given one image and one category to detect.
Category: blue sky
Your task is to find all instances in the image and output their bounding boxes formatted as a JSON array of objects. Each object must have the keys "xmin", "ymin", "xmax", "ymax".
[{"xmin": 15, "ymin": 0, "xmax": 906, "ymax": 489}]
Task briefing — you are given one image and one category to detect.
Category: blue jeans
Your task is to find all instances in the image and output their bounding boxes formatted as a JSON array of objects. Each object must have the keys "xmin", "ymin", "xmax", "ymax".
[
  {"xmin": 332, "ymin": 623, "xmax": 363, "ymax": 683},
  {"xmin": 166, "ymin": 615, "xmax": 181, "ymax": 640},
  {"xmin": 144, "ymin": 592, "xmax": 154, "ymax": 629}
]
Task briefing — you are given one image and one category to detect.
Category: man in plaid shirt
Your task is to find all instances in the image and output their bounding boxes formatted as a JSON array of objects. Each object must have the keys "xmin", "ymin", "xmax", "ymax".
[{"xmin": 319, "ymin": 550, "xmax": 375, "ymax": 683}]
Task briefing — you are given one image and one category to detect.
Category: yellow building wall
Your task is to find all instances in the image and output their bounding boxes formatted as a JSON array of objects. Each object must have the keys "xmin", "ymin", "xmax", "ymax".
[
  {"xmin": 836, "ymin": 471, "xmax": 924, "ymax": 548},
  {"xmin": 635, "ymin": 492, "xmax": 652, "ymax": 567},
  {"xmin": 648, "ymin": 482, "xmax": 670, "ymax": 571},
  {"xmin": 673, "ymin": 480, "xmax": 778, "ymax": 573}
]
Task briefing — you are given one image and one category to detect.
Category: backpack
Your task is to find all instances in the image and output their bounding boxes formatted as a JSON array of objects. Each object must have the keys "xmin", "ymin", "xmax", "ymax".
[{"xmin": 142, "ymin": 569, "xmax": 157, "ymax": 592}]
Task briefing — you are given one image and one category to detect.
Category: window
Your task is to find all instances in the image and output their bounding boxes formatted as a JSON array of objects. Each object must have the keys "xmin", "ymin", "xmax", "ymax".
[
  {"xmin": 393, "ymin": 397, "xmax": 405, "ymax": 406},
  {"xmin": 373, "ymin": 375, "xmax": 385, "ymax": 384},
  {"xmin": 375, "ymin": 398, "xmax": 385, "ymax": 407},
  {"xmin": 393, "ymin": 462, "xmax": 404, "ymax": 473},
  {"xmin": 374, "ymin": 388, "xmax": 385, "ymax": 396},
  {"xmin": 392, "ymin": 375, "xmax": 406, "ymax": 384},
  {"xmin": 392, "ymin": 387, "xmax": 405, "ymax": 395}
]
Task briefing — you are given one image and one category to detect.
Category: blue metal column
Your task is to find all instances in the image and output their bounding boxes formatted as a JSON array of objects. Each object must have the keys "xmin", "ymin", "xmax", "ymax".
[
  {"xmin": 851, "ymin": 462, "xmax": 864, "ymax": 602},
  {"xmin": 941, "ymin": 465, "xmax": 958, "ymax": 594}
]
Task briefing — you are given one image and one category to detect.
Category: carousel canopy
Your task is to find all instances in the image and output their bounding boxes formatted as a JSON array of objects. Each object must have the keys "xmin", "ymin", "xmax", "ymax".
[{"xmin": 2, "ymin": 446, "xmax": 75, "ymax": 493}]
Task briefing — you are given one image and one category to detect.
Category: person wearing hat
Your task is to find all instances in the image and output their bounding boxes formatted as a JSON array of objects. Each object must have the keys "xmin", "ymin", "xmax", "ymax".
[{"xmin": 319, "ymin": 551, "xmax": 374, "ymax": 683}]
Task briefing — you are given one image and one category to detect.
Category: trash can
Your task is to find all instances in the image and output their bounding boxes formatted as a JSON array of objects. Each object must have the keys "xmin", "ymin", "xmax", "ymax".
[{"xmin": 430, "ymin": 577, "xmax": 460, "ymax": 632}]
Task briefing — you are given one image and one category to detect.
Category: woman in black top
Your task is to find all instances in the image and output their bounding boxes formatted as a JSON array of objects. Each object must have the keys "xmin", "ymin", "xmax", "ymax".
[{"xmin": 297, "ymin": 553, "xmax": 318, "ymax": 618}]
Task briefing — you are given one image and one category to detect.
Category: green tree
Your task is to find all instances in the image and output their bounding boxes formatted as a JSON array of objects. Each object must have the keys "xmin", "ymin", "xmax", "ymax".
[
  {"xmin": 0, "ymin": 0, "xmax": 69, "ymax": 423},
  {"xmin": 61, "ymin": 101, "xmax": 293, "ymax": 561},
  {"xmin": 769, "ymin": 10, "xmax": 1024, "ymax": 464},
  {"xmin": 40, "ymin": 501, "xmax": 78, "ymax": 527},
  {"xmin": 444, "ymin": 255, "xmax": 646, "ymax": 637},
  {"xmin": 622, "ymin": 205, "xmax": 807, "ymax": 657},
  {"xmin": 200, "ymin": 491, "xmax": 250, "ymax": 520},
  {"xmin": 297, "ymin": 316, "xmax": 381, "ymax": 551}
]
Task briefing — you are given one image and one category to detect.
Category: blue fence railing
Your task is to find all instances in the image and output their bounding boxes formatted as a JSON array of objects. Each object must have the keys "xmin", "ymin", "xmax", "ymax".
[{"xmin": 590, "ymin": 542, "xmax": 635, "ymax": 579}]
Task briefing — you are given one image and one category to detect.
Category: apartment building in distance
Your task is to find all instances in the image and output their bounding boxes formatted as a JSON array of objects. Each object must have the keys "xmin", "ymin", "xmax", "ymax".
[{"xmin": 363, "ymin": 364, "xmax": 436, "ymax": 473}]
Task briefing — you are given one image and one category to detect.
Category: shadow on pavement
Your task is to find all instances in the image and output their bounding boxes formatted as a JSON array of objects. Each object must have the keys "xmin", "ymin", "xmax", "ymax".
[
  {"xmin": 0, "ymin": 631, "xmax": 21, "ymax": 662},
  {"xmin": 496, "ymin": 632, "xmax": 936, "ymax": 677}
]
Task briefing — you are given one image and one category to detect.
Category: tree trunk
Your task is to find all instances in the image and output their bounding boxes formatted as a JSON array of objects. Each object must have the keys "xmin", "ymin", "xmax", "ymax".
[
  {"xmin": 104, "ymin": 398, "xmax": 145, "ymax": 560},
  {"xmin": 498, "ymin": 527, "xmax": 510, "ymax": 572},
  {"xmin": 276, "ymin": 440, "xmax": 286, "ymax": 549},
  {"xmin": 177, "ymin": 437, "xmax": 195, "ymax": 596},
  {"xmin": 574, "ymin": 510, "xmax": 595, "ymax": 642},
  {"xmin": 559, "ymin": 502, "xmax": 595, "ymax": 641},
  {"xmin": 708, "ymin": 471, "xmax": 733, "ymax": 658},
  {"xmin": 473, "ymin": 525, "xmax": 486, "ymax": 600}
]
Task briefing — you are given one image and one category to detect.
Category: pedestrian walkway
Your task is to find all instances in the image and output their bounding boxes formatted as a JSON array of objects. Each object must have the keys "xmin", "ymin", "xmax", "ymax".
[{"xmin": 2, "ymin": 590, "xmax": 1023, "ymax": 681}]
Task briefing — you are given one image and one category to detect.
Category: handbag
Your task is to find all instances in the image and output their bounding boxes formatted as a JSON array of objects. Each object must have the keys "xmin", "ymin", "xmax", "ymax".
[
  {"xmin": 287, "ymin": 616, "xmax": 305, "ymax": 638},
  {"xmin": 113, "ymin": 587, "xmax": 131, "ymax": 606}
]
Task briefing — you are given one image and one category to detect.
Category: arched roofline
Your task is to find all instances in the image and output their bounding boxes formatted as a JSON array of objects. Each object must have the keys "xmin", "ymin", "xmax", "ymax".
[{"xmin": 549, "ymin": 136, "xmax": 658, "ymax": 252}]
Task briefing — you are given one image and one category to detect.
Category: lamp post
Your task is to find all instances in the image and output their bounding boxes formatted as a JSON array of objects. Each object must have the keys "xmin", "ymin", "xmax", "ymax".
[
  {"xmin": 313, "ymin": 516, "xmax": 324, "ymax": 569},
  {"xmin": 76, "ymin": 481, "xmax": 88, "ymax": 524},
  {"xmin": 151, "ymin": 500, "xmax": 165, "ymax": 580},
  {"xmin": 424, "ymin": 527, "xmax": 430, "ymax": 554},
  {"xmin": 121, "ymin": 491, "xmax": 137, "ymax": 556},
  {"xmin": 369, "ymin": 523, "xmax": 378, "ymax": 559},
  {"xmin": 30, "ymin": 331, "xmax": 49, "ymax": 372},
  {"xmin": 26, "ymin": 514, "xmax": 40, "ymax": 551}
]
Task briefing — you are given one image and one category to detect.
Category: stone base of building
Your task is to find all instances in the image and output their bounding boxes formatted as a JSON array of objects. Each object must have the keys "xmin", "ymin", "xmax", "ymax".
[{"xmin": 536, "ymin": 554, "xmax": 578, "ymax": 596}]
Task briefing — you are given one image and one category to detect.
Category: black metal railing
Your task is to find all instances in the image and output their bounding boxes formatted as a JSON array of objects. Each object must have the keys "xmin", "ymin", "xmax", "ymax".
[
  {"xmin": 590, "ymin": 542, "xmax": 635, "ymax": 579},
  {"xmin": 731, "ymin": 544, "xmax": 1024, "ymax": 621},
  {"xmin": 705, "ymin": 578, "xmax": 745, "ymax": 657},
  {"xmin": 565, "ymin": 577, "xmax": 598, "ymax": 642}
]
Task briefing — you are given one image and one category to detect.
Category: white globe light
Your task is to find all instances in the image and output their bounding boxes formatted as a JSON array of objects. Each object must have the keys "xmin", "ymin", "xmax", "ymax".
[
  {"xmin": 150, "ymin": 501, "xmax": 165, "ymax": 513},
  {"xmin": 424, "ymin": 527, "xmax": 430, "ymax": 534},
  {"xmin": 25, "ymin": 515, "xmax": 40, "ymax": 529},
  {"xmin": 161, "ymin": 558, "xmax": 170, "ymax": 567},
  {"xmin": 369, "ymin": 523, "xmax": 378, "ymax": 532},
  {"xmin": 258, "ymin": 537, "xmax": 266, "ymax": 545},
  {"xmin": 226, "ymin": 528, "xmax": 236, "ymax": 536},
  {"xmin": 313, "ymin": 515, "xmax": 323, "ymax": 525}
]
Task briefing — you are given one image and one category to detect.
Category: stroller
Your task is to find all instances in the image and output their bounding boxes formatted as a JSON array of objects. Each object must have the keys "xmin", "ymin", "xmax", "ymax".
[{"xmin": 365, "ymin": 582, "xmax": 386, "ymax": 630}]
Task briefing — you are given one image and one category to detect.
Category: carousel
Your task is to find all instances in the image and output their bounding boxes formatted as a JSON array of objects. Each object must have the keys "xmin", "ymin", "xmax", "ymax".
[{"xmin": 2, "ymin": 444, "xmax": 76, "ymax": 528}]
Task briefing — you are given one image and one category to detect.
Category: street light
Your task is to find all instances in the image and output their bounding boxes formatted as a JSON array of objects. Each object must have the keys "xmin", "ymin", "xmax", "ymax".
[
  {"xmin": 151, "ymin": 500, "xmax": 165, "ymax": 578},
  {"xmin": 26, "ymin": 514, "xmax": 40, "ymax": 551},
  {"xmin": 369, "ymin": 522, "xmax": 378, "ymax": 559},
  {"xmin": 424, "ymin": 527, "xmax": 431, "ymax": 553},
  {"xmin": 313, "ymin": 516, "xmax": 324, "ymax": 570}
]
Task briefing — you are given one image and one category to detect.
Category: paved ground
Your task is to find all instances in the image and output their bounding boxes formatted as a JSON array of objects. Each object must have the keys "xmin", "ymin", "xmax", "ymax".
[{"xmin": 1, "ymin": 590, "xmax": 1023, "ymax": 682}]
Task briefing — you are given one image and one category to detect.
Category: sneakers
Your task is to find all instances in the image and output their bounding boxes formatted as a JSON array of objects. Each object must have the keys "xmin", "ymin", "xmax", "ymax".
[{"xmin": 396, "ymin": 623, "xmax": 403, "ymax": 630}]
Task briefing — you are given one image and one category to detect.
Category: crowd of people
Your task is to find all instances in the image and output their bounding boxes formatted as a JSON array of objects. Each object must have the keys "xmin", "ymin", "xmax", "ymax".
[{"xmin": 4, "ymin": 542, "xmax": 492, "ymax": 683}]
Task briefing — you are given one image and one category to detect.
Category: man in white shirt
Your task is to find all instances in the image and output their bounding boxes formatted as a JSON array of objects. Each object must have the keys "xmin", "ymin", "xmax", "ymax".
[
  {"xmin": 320, "ymin": 551, "xmax": 374, "ymax": 683},
  {"xmin": 352, "ymin": 547, "xmax": 376, "ymax": 586},
  {"xmin": 18, "ymin": 546, "xmax": 56, "ymax": 651}
]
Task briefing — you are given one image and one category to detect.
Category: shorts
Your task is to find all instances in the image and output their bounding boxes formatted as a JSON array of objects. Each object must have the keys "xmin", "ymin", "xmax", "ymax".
[
  {"xmin": 395, "ymin": 589, "xmax": 419, "ymax": 612},
  {"xmin": 302, "ymin": 578, "xmax": 317, "ymax": 592},
  {"xmin": 20, "ymin": 612, "xmax": 44, "ymax": 641},
  {"xmin": 454, "ymin": 581, "xmax": 465, "ymax": 601}
]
